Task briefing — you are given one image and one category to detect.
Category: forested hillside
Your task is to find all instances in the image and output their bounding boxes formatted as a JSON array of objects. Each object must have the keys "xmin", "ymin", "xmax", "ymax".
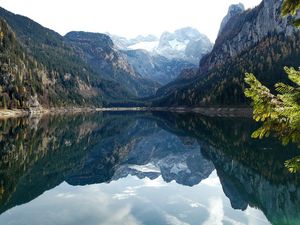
[{"xmin": 153, "ymin": 0, "xmax": 300, "ymax": 107}]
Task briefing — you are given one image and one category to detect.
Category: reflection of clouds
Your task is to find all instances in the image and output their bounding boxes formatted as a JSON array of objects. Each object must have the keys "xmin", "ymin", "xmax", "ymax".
[
  {"xmin": 0, "ymin": 175, "xmax": 271, "ymax": 225},
  {"xmin": 0, "ymin": 182, "xmax": 142, "ymax": 225},
  {"xmin": 190, "ymin": 202, "xmax": 202, "ymax": 208},
  {"xmin": 203, "ymin": 197, "xmax": 224, "ymax": 225},
  {"xmin": 101, "ymin": 205, "xmax": 141, "ymax": 225},
  {"xmin": 56, "ymin": 193, "xmax": 75, "ymax": 198},
  {"xmin": 164, "ymin": 214, "xmax": 189, "ymax": 225},
  {"xmin": 168, "ymin": 194, "xmax": 206, "ymax": 209},
  {"xmin": 113, "ymin": 187, "xmax": 137, "ymax": 200},
  {"xmin": 142, "ymin": 176, "xmax": 167, "ymax": 188},
  {"xmin": 112, "ymin": 176, "xmax": 166, "ymax": 201},
  {"xmin": 245, "ymin": 207, "xmax": 271, "ymax": 225},
  {"xmin": 201, "ymin": 170, "xmax": 220, "ymax": 187}
]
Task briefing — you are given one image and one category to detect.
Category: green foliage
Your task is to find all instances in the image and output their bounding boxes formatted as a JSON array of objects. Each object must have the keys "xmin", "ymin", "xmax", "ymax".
[
  {"xmin": 281, "ymin": 0, "xmax": 300, "ymax": 27},
  {"xmin": 0, "ymin": 8, "xmax": 138, "ymax": 108},
  {"xmin": 285, "ymin": 156, "xmax": 300, "ymax": 173},
  {"xmin": 244, "ymin": 67, "xmax": 300, "ymax": 145},
  {"xmin": 244, "ymin": 67, "xmax": 300, "ymax": 172}
]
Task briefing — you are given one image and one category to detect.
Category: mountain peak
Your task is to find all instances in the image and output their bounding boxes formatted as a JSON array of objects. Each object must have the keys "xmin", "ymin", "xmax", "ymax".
[
  {"xmin": 155, "ymin": 27, "xmax": 212, "ymax": 64},
  {"xmin": 218, "ymin": 3, "xmax": 245, "ymax": 37}
]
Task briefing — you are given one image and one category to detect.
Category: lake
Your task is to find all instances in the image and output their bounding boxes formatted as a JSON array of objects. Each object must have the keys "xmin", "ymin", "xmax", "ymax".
[{"xmin": 0, "ymin": 111, "xmax": 299, "ymax": 225}]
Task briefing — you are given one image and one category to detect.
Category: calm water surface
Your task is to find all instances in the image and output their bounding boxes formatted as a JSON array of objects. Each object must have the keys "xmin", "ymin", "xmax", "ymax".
[{"xmin": 0, "ymin": 112, "xmax": 299, "ymax": 225}]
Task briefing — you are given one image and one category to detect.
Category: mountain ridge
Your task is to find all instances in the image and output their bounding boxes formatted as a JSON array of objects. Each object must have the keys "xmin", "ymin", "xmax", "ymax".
[{"xmin": 152, "ymin": 0, "xmax": 300, "ymax": 107}]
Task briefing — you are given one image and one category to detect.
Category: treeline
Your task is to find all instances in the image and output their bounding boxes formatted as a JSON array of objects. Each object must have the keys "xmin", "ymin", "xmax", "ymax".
[{"xmin": 153, "ymin": 32, "xmax": 300, "ymax": 107}]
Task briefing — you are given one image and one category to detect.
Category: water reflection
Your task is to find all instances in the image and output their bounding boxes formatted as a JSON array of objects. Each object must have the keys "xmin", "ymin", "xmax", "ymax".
[{"xmin": 0, "ymin": 112, "xmax": 299, "ymax": 225}]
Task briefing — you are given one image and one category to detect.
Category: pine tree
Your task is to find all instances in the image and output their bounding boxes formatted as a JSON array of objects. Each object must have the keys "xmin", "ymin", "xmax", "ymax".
[
  {"xmin": 281, "ymin": 0, "xmax": 300, "ymax": 27},
  {"xmin": 245, "ymin": 67, "xmax": 300, "ymax": 143},
  {"xmin": 245, "ymin": 67, "xmax": 300, "ymax": 172}
]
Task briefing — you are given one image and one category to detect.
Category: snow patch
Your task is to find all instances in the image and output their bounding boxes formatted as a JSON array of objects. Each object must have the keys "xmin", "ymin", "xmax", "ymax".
[{"xmin": 128, "ymin": 41, "xmax": 159, "ymax": 51}]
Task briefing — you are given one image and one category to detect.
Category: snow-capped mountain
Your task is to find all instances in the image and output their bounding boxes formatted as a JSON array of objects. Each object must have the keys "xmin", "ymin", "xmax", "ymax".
[
  {"xmin": 108, "ymin": 28, "xmax": 212, "ymax": 84},
  {"xmin": 110, "ymin": 27, "xmax": 213, "ymax": 65},
  {"xmin": 110, "ymin": 34, "xmax": 159, "ymax": 51},
  {"xmin": 154, "ymin": 27, "xmax": 213, "ymax": 64}
]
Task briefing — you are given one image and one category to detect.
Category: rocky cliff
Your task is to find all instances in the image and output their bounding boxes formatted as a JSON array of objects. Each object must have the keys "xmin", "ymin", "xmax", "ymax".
[
  {"xmin": 218, "ymin": 3, "xmax": 245, "ymax": 36},
  {"xmin": 123, "ymin": 49, "xmax": 195, "ymax": 84},
  {"xmin": 153, "ymin": 0, "xmax": 300, "ymax": 106},
  {"xmin": 65, "ymin": 31, "xmax": 159, "ymax": 97},
  {"xmin": 155, "ymin": 27, "xmax": 213, "ymax": 64},
  {"xmin": 201, "ymin": 0, "xmax": 298, "ymax": 73},
  {"xmin": 110, "ymin": 28, "xmax": 212, "ymax": 85}
]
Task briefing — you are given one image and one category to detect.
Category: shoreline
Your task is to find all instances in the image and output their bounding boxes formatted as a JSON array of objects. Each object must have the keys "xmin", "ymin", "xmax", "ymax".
[{"xmin": 0, "ymin": 107, "xmax": 253, "ymax": 119}]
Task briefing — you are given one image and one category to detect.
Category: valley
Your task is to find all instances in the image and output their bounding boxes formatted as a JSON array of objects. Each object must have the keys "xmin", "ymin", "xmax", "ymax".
[{"xmin": 1, "ymin": 0, "xmax": 298, "ymax": 113}]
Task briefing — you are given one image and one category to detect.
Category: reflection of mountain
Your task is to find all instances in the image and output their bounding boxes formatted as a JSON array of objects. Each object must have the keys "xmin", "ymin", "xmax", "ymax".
[
  {"xmin": 154, "ymin": 112, "xmax": 300, "ymax": 225},
  {"xmin": 0, "ymin": 112, "xmax": 300, "ymax": 225},
  {"xmin": 0, "ymin": 113, "xmax": 212, "ymax": 213},
  {"xmin": 64, "ymin": 118, "xmax": 214, "ymax": 187},
  {"xmin": 112, "ymin": 130, "xmax": 214, "ymax": 186}
]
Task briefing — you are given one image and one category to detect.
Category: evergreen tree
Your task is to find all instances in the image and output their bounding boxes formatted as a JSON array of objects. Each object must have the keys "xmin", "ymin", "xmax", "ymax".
[
  {"xmin": 245, "ymin": 68, "xmax": 300, "ymax": 173},
  {"xmin": 281, "ymin": 0, "xmax": 300, "ymax": 27},
  {"xmin": 244, "ymin": 0, "xmax": 300, "ymax": 173}
]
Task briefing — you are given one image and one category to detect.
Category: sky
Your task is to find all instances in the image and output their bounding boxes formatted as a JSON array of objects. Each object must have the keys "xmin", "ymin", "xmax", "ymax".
[{"xmin": 0, "ymin": 0, "xmax": 262, "ymax": 42}]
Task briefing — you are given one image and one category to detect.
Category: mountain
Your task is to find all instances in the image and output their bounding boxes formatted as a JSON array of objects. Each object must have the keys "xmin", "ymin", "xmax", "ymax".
[
  {"xmin": 152, "ymin": 0, "xmax": 300, "ymax": 107},
  {"xmin": 0, "ymin": 6, "xmax": 163, "ymax": 110},
  {"xmin": 110, "ymin": 34, "xmax": 159, "ymax": 51},
  {"xmin": 0, "ymin": 17, "xmax": 123, "ymax": 109},
  {"xmin": 218, "ymin": 3, "xmax": 245, "ymax": 36},
  {"xmin": 154, "ymin": 27, "xmax": 213, "ymax": 64},
  {"xmin": 0, "ymin": 7, "xmax": 141, "ymax": 108},
  {"xmin": 110, "ymin": 28, "xmax": 212, "ymax": 85},
  {"xmin": 0, "ymin": 18, "xmax": 44, "ymax": 109},
  {"xmin": 122, "ymin": 49, "xmax": 195, "ymax": 84},
  {"xmin": 1, "ymin": 112, "xmax": 299, "ymax": 224},
  {"xmin": 65, "ymin": 31, "xmax": 159, "ymax": 97}
]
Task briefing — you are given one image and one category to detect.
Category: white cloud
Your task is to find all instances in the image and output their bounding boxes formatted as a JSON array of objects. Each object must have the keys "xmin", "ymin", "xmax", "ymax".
[{"xmin": 0, "ymin": 0, "xmax": 262, "ymax": 42}]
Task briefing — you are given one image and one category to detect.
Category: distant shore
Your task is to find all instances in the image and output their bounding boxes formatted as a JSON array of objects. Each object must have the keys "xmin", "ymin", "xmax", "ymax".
[{"xmin": 0, "ymin": 107, "xmax": 253, "ymax": 119}]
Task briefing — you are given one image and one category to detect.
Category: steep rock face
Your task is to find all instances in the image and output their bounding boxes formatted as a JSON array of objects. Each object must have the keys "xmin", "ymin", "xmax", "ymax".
[
  {"xmin": 201, "ymin": 0, "xmax": 297, "ymax": 73},
  {"xmin": 110, "ymin": 28, "xmax": 212, "ymax": 85},
  {"xmin": 155, "ymin": 27, "xmax": 213, "ymax": 64},
  {"xmin": 218, "ymin": 3, "xmax": 245, "ymax": 36},
  {"xmin": 123, "ymin": 49, "xmax": 195, "ymax": 84},
  {"xmin": 65, "ymin": 31, "xmax": 159, "ymax": 97},
  {"xmin": 153, "ymin": 0, "xmax": 300, "ymax": 106}
]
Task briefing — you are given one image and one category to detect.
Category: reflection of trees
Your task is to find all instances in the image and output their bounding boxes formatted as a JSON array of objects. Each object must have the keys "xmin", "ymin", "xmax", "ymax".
[
  {"xmin": 153, "ymin": 112, "xmax": 300, "ymax": 225},
  {"xmin": 154, "ymin": 112, "xmax": 300, "ymax": 180},
  {"xmin": 0, "ymin": 112, "xmax": 300, "ymax": 225},
  {"xmin": 0, "ymin": 113, "xmax": 142, "ymax": 214}
]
